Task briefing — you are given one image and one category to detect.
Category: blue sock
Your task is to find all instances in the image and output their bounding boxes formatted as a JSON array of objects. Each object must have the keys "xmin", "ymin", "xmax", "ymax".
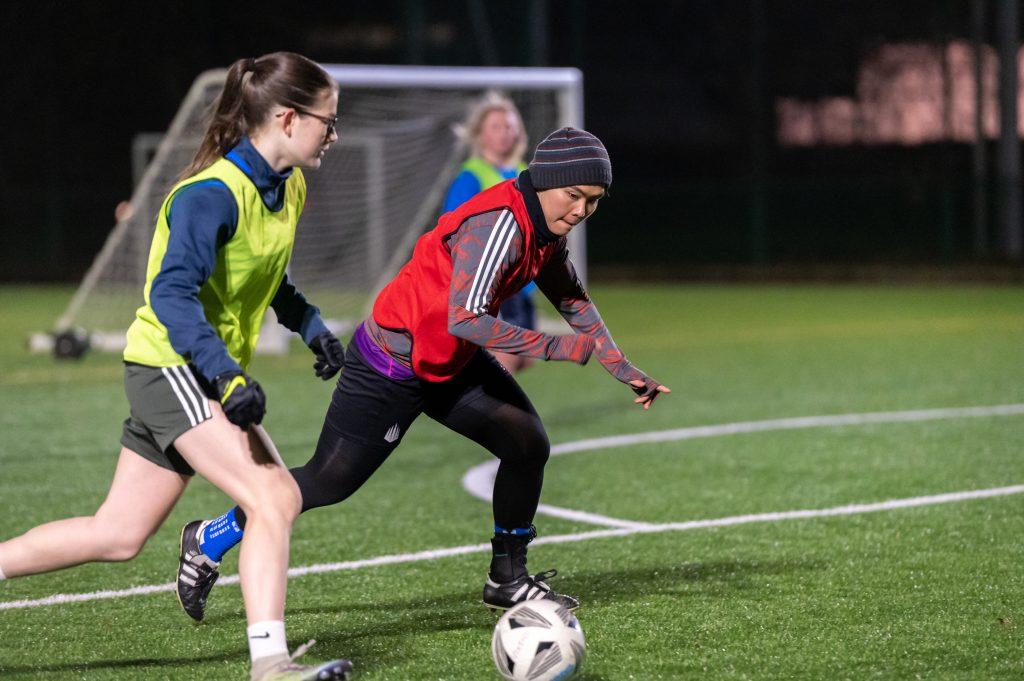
[
  {"xmin": 494, "ymin": 524, "xmax": 534, "ymax": 537},
  {"xmin": 199, "ymin": 508, "xmax": 244, "ymax": 562}
]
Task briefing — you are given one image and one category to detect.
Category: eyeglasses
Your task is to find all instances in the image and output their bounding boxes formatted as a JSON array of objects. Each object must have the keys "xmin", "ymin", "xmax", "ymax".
[{"xmin": 276, "ymin": 107, "xmax": 338, "ymax": 138}]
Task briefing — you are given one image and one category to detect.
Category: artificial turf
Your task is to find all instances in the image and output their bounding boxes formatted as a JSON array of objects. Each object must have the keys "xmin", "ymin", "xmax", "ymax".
[{"xmin": 1, "ymin": 283, "xmax": 1022, "ymax": 679}]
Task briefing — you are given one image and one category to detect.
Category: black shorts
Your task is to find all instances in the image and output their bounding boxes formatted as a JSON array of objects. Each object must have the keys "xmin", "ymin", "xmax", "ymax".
[{"xmin": 318, "ymin": 337, "xmax": 540, "ymax": 461}]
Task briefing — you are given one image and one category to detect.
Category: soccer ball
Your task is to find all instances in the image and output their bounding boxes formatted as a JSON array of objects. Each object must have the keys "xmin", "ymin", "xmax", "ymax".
[{"xmin": 491, "ymin": 600, "xmax": 585, "ymax": 681}]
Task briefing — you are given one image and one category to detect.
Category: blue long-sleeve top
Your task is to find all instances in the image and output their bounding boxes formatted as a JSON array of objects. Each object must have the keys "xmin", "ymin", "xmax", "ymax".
[
  {"xmin": 149, "ymin": 136, "xmax": 328, "ymax": 381},
  {"xmin": 442, "ymin": 165, "xmax": 520, "ymax": 213}
]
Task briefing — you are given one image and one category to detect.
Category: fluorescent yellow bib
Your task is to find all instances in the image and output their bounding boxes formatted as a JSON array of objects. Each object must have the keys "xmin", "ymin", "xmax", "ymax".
[
  {"xmin": 124, "ymin": 158, "xmax": 306, "ymax": 372},
  {"xmin": 461, "ymin": 157, "xmax": 526, "ymax": 190}
]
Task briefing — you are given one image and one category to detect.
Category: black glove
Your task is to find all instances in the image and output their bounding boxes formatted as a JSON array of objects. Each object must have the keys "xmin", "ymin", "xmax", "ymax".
[
  {"xmin": 308, "ymin": 331, "xmax": 345, "ymax": 380},
  {"xmin": 214, "ymin": 371, "xmax": 266, "ymax": 430}
]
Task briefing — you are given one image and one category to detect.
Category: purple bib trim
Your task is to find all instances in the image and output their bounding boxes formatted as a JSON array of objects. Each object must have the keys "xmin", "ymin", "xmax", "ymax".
[{"xmin": 353, "ymin": 323, "xmax": 416, "ymax": 381}]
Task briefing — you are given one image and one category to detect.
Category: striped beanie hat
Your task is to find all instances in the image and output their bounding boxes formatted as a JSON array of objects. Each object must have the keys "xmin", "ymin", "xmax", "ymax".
[{"xmin": 528, "ymin": 127, "xmax": 612, "ymax": 190}]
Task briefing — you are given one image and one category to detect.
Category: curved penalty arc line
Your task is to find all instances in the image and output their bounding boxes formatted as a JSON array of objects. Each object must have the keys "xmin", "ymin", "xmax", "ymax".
[{"xmin": 460, "ymin": 403, "xmax": 1024, "ymax": 528}]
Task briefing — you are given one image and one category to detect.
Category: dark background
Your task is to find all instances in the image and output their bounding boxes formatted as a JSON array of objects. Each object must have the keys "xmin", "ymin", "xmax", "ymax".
[{"xmin": 0, "ymin": 1, "xmax": 1016, "ymax": 281}]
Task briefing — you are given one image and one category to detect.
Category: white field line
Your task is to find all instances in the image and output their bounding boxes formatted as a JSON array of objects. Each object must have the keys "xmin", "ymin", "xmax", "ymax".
[
  {"xmin": 2, "ymin": 404, "xmax": 1023, "ymax": 612},
  {"xmin": 461, "ymin": 403, "xmax": 1024, "ymax": 528},
  {"xmin": 5, "ymin": 482, "xmax": 1024, "ymax": 612}
]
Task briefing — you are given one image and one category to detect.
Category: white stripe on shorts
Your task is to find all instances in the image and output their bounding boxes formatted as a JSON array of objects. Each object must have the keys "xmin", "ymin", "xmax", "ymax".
[
  {"xmin": 162, "ymin": 367, "xmax": 198, "ymax": 427},
  {"xmin": 177, "ymin": 365, "xmax": 212, "ymax": 419},
  {"xmin": 170, "ymin": 366, "xmax": 206, "ymax": 424}
]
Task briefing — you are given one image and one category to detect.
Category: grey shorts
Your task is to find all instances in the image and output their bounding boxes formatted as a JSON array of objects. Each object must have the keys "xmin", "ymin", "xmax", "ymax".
[{"xmin": 120, "ymin": 362, "xmax": 217, "ymax": 475}]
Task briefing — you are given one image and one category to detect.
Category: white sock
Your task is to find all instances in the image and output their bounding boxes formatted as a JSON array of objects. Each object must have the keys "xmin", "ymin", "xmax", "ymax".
[
  {"xmin": 0, "ymin": 564, "xmax": 6, "ymax": 580},
  {"xmin": 247, "ymin": 620, "xmax": 288, "ymax": 662}
]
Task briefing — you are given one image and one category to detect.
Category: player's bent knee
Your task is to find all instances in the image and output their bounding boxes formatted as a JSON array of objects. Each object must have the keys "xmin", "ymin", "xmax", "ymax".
[
  {"xmin": 523, "ymin": 423, "xmax": 551, "ymax": 468},
  {"xmin": 493, "ymin": 422, "xmax": 550, "ymax": 469},
  {"xmin": 238, "ymin": 504, "xmax": 296, "ymax": 535},
  {"xmin": 237, "ymin": 482, "xmax": 301, "ymax": 529},
  {"xmin": 272, "ymin": 473, "xmax": 302, "ymax": 521},
  {"xmin": 294, "ymin": 465, "xmax": 360, "ymax": 510},
  {"xmin": 234, "ymin": 464, "xmax": 301, "ymax": 512}
]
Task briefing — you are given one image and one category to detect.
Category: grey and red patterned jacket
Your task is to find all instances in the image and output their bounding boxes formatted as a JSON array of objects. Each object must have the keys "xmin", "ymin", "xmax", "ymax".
[{"xmin": 367, "ymin": 170, "xmax": 655, "ymax": 391}]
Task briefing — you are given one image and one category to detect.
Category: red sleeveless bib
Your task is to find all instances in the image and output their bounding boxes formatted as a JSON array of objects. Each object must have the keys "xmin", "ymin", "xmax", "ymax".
[{"xmin": 372, "ymin": 179, "xmax": 556, "ymax": 381}]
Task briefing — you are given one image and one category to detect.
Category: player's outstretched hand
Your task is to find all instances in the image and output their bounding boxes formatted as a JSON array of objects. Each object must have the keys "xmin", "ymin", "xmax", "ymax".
[
  {"xmin": 214, "ymin": 371, "xmax": 266, "ymax": 429},
  {"xmin": 628, "ymin": 377, "xmax": 670, "ymax": 410},
  {"xmin": 308, "ymin": 331, "xmax": 345, "ymax": 380}
]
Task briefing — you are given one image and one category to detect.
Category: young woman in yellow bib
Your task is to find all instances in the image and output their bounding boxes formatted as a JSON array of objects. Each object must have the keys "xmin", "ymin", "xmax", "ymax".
[{"xmin": 0, "ymin": 52, "xmax": 352, "ymax": 681}]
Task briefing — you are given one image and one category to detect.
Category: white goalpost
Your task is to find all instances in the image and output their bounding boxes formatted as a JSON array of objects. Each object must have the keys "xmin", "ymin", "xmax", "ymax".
[{"xmin": 35, "ymin": 65, "xmax": 584, "ymax": 357}]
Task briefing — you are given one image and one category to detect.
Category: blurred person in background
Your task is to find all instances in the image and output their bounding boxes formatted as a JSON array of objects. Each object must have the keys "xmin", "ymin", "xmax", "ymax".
[{"xmin": 444, "ymin": 93, "xmax": 536, "ymax": 374}]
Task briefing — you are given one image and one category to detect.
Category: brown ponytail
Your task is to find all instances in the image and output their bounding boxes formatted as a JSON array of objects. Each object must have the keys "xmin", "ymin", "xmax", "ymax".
[{"xmin": 179, "ymin": 52, "xmax": 337, "ymax": 180}]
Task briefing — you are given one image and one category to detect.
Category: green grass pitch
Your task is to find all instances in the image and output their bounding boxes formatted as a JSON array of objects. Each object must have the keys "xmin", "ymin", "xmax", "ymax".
[{"xmin": 1, "ymin": 283, "xmax": 1023, "ymax": 679}]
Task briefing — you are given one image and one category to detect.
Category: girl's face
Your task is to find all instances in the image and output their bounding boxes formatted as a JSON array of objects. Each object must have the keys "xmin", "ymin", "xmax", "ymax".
[
  {"xmin": 536, "ymin": 184, "xmax": 605, "ymax": 236},
  {"xmin": 287, "ymin": 89, "xmax": 340, "ymax": 169},
  {"xmin": 478, "ymin": 109, "xmax": 521, "ymax": 160}
]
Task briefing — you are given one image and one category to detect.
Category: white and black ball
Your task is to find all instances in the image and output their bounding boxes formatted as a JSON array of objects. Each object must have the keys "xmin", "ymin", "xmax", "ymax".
[{"xmin": 491, "ymin": 599, "xmax": 585, "ymax": 681}]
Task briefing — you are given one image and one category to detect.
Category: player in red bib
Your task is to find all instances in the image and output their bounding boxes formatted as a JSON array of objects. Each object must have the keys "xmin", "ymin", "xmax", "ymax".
[{"xmin": 177, "ymin": 127, "xmax": 670, "ymax": 617}]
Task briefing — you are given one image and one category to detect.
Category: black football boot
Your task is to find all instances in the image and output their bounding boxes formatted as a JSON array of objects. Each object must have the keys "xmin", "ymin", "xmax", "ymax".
[
  {"xmin": 176, "ymin": 519, "xmax": 220, "ymax": 621},
  {"xmin": 482, "ymin": 526, "xmax": 579, "ymax": 612}
]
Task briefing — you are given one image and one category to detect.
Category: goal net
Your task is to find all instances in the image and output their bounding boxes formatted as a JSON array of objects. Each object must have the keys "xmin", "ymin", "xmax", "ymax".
[{"xmin": 41, "ymin": 65, "xmax": 584, "ymax": 355}]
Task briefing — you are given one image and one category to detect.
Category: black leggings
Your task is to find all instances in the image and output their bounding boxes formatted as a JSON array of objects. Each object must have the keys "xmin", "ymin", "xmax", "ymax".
[{"xmin": 252, "ymin": 341, "xmax": 550, "ymax": 531}]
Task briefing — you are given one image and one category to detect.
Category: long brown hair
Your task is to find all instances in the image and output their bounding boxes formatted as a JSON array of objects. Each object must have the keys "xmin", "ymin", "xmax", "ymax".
[{"xmin": 179, "ymin": 52, "xmax": 337, "ymax": 180}]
